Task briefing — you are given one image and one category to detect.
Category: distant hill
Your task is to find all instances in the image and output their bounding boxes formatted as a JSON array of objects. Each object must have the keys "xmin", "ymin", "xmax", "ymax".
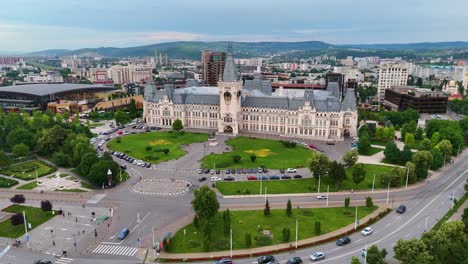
[{"xmin": 26, "ymin": 41, "xmax": 468, "ymax": 59}]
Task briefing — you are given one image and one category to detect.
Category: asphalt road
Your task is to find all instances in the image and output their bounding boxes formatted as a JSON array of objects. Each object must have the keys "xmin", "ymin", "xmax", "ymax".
[{"xmin": 1, "ymin": 126, "xmax": 467, "ymax": 264}]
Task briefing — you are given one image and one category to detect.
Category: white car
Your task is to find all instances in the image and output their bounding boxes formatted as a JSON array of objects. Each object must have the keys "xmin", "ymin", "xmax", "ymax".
[
  {"xmin": 316, "ymin": 195, "xmax": 327, "ymax": 200},
  {"xmin": 286, "ymin": 168, "xmax": 297, "ymax": 173},
  {"xmin": 309, "ymin": 252, "xmax": 325, "ymax": 261},
  {"xmin": 361, "ymin": 227, "xmax": 373, "ymax": 236},
  {"xmin": 210, "ymin": 176, "xmax": 222, "ymax": 182}
]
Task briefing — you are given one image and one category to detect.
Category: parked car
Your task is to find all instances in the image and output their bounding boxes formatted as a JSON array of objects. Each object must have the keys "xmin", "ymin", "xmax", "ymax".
[
  {"xmin": 309, "ymin": 252, "xmax": 325, "ymax": 261},
  {"xmin": 326, "ymin": 141, "xmax": 335, "ymax": 145},
  {"xmin": 257, "ymin": 168, "xmax": 264, "ymax": 173},
  {"xmin": 214, "ymin": 258, "xmax": 233, "ymax": 264},
  {"xmin": 269, "ymin": 175, "xmax": 280, "ymax": 180},
  {"xmin": 120, "ymin": 165, "xmax": 127, "ymax": 170},
  {"xmin": 281, "ymin": 175, "xmax": 292, "ymax": 179},
  {"xmin": 258, "ymin": 255, "xmax": 275, "ymax": 264},
  {"xmin": 34, "ymin": 260, "xmax": 53, "ymax": 264},
  {"xmin": 225, "ymin": 169, "xmax": 230, "ymax": 174},
  {"xmin": 210, "ymin": 169, "xmax": 215, "ymax": 175},
  {"xmin": 145, "ymin": 163, "xmax": 151, "ymax": 168},
  {"xmin": 336, "ymin": 237, "xmax": 351, "ymax": 246},
  {"xmin": 293, "ymin": 175, "xmax": 303, "ymax": 179},
  {"xmin": 199, "ymin": 177, "xmax": 207, "ymax": 182},
  {"xmin": 242, "ymin": 168, "xmax": 247, "ymax": 174},
  {"xmin": 262, "ymin": 168, "xmax": 268, "ymax": 173},
  {"xmin": 215, "ymin": 169, "xmax": 221, "ymax": 174},
  {"xmin": 251, "ymin": 168, "xmax": 257, "ymax": 174},
  {"xmin": 197, "ymin": 169, "xmax": 203, "ymax": 174},
  {"xmin": 258, "ymin": 175, "xmax": 268, "ymax": 181},
  {"xmin": 286, "ymin": 257, "xmax": 302, "ymax": 264},
  {"xmin": 396, "ymin": 204, "xmax": 406, "ymax": 214},
  {"xmin": 247, "ymin": 168, "xmax": 253, "ymax": 173},
  {"xmin": 361, "ymin": 227, "xmax": 373, "ymax": 236},
  {"xmin": 286, "ymin": 168, "xmax": 297, "ymax": 173},
  {"xmin": 247, "ymin": 176, "xmax": 257, "ymax": 180},
  {"xmin": 210, "ymin": 176, "xmax": 222, "ymax": 182},
  {"xmin": 317, "ymin": 195, "xmax": 327, "ymax": 200},
  {"xmin": 117, "ymin": 228, "xmax": 130, "ymax": 240},
  {"xmin": 204, "ymin": 169, "xmax": 210, "ymax": 174},
  {"xmin": 224, "ymin": 176, "xmax": 235, "ymax": 181},
  {"xmin": 279, "ymin": 169, "xmax": 285, "ymax": 173},
  {"xmin": 309, "ymin": 144, "xmax": 318, "ymax": 150},
  {"xmin": 230, "ymin": 169, "xmax": 236, "ymax": 174},
  {"xmin": 236, "ymin": 169, "xmax": 242, "ymax": 174}
]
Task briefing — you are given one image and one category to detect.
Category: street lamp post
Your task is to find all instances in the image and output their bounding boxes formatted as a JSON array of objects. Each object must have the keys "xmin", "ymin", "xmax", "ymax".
[
  {"xmin": 354, "ymin": 206, "xmax": 358, "ymax": 230},
  {"xmin": 23, "ymin": 210, "xmax": 30, "ymax": 248},
  {"xmin": 386, "ymin": 182, "xmax": 390, "ymax": 204},
  {"xmin": 326, "ymin": 185, "xmax": 329, "ymax": 207},
  {"xmin": 371, "ymin": 173, "xmax": 375, "ymax": 193},
  {"xmin": 405, "ymin": 167, "xmax": 409, "ymax": 190},
  {"xmin": 56, "ymin": 171, "xmax": 62, "ymax": 210},
  {"xmin": 317, "ymin": 175, "xmax": 321, "ymax": 194},
  {"xmin": 230, "ymin": 228, "xmax": 233, "ymax": 258},
  {"xmin": 424, "ymin": 213, "xmax": 429, "ymax": 232},
  {"xmin": 295, "ymin": 218, "xmax": 298, "ymax": 249},
  {"xmin": 260, "ymin": 177, "xmax": 262, "ymax": 195}
]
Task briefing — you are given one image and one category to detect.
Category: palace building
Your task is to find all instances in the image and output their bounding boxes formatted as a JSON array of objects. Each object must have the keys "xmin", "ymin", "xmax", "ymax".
[{"xmin": 143, "ymin": 51, "xmax": 358, "ymax": 141}]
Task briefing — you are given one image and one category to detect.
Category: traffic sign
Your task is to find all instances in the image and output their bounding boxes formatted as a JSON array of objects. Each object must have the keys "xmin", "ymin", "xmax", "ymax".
[{"xmin": 26, "ymin": 235, "xmax": 30, "ymax": 241}]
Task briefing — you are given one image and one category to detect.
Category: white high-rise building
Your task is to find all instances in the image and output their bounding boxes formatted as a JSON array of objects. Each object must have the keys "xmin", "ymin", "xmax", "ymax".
[{"xmin": 377, "ymin": 62, "xmax": 408, "ymax": 101}]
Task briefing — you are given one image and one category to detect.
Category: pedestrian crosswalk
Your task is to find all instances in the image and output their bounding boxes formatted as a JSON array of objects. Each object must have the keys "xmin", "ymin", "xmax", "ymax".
[
  {"xmin": 92, "ymin": 244, "xmax": 137, "ymax": 256},
  {"xmin": 56, "ymin": 257, "xmax": 74, "ymax": 264}
]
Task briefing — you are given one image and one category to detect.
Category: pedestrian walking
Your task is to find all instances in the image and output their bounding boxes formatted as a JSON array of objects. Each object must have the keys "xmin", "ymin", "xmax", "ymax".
[
  {"xmin": 76, "ymin": 217, "xmax": 78, "ymax": 223},
  {"xmin": 53, "ymin": 241, "xmax": 55, "ymax": 246}
]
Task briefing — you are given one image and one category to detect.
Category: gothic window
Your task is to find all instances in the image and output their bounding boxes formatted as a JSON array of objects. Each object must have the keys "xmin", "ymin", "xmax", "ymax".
[
  {"xmin": 224, "ymin": 92, "xmax": 232, "ymax": 102},
  {"xmin": 224, "ymin": 114, "xmax": 232, "ymax": 123},
  {"xmin": 345, "ymin": 118, "xmax": 350, "ymax": 125}
]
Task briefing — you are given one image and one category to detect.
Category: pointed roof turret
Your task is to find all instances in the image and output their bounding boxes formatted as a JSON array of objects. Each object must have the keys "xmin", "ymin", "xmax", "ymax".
[{"xmin": 222, "ymin": 43, "xmax": 238, "ymax": 82}]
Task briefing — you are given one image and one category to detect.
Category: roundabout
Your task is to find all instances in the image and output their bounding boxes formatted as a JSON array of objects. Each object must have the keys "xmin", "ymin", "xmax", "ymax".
[{"xmin": 132, "ymin": 178, "xmax": 191, "ymax": 196}]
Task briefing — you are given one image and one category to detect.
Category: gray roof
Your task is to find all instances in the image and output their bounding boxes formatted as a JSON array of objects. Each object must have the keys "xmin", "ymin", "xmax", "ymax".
[
  {"xmin": 341, "ymin": 89, "xmax": 357, "ymax": 111},
  {"xmin": 223, "ymin": 52, "xmax": 238, "ymax": 82},
  {"xmin": 0, "ymin": 83, "xmax": 114, "ymax": 96}
]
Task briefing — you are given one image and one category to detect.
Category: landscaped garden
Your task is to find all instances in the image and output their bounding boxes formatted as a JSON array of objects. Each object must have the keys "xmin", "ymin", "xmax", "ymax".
[
  {"xmin": 358, "ymin": 146, "xmax": 383, "ymax": 156},
  {"xmin": 201, "ymin": 137, "xmax": 315, "ymax": 169},
  {"xmin": 168, "ymin": 206, "xmax": 378, "ymax": 253},
  {"xmin": 216, "ymin": 163, "xmax": 396, "ymax": 195},
  {"xmin": 0, "ymin": 160, "xmax": 56, "ymax": 180},
  {"xmin": 17, "ymin": 181, "xmax": 38, "ymax": 190},
  {"xmin": 0, "ymin": 204, "xmax": 57, "ymax": 238},
  {"xmin": 0, "ymin": 177, "xmax": 18, "ymax": 188},
  {"xmin": 107, "ymin": 131, "xmax": 209, "ymax": 164}
]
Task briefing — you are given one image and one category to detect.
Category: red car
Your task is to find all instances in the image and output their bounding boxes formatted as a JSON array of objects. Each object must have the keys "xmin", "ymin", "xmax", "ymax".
[
  {"xmin": 117, "ymin": 131, "xmax": 123, "ymax": 135},
  {"xmin": 309, "ymin": 144, "xmax": 318, "ymax": 150},
  {"xmin": 247, "ymin": 176, "xmax": 257, "ymax": 180}
]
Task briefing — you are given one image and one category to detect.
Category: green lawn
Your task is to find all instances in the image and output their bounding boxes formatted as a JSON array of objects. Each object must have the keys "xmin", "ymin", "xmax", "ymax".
[
  {"xmin": 89, "ymin": 122, "xmax": 105, "ymax": 128},
  {"xmin": 216, "ymin": 164, "xmax": 397, "ymax": 195},
  {"xmin": 57, "ymin": 188, "xmax": 87, "ymax": 192},
  {"xmin": 17, "ymin": 181, "xmax": 38, "ymax": 190},
  {"xmin": 107, "ymin": 131, "xmax": 209, "ymax": 164},
  {"xmin": 201, "ymin": 137, "xmax": 315, "ymax": 169},
  {"xmin": 0, "ymin": 160, "xmax": 56, "ymax": 180},
  {"xmin": 359, "ymin": 147, "xmax": 383, "ymax": 156},
  {"xmin": 0, "ymin": 177, "xmax": 18, "ymax": 188},
  {"xmin": 169, "ymin": 206, "xmax": 378, "ymax": 253},
  {"xmin": 0, "ymin": 204, "xmax": 57, "ymax": 238},
  {"xmin": 80, "ymin": 181, "xmax": 96, "ymax": 189},
  {"xmin": 370, "ymin": 139, "xmax": 392, "ymax": 147}
]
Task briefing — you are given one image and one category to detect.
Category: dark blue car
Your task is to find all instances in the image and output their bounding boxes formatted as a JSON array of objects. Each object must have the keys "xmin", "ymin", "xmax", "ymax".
[{"xmin": 117, "ymin": 228, "xmax": 129, "ymax": 240}]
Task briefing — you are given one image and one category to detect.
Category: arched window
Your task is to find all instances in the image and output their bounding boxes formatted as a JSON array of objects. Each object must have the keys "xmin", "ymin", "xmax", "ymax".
[{"xmin": 224, "ymin": 92, "xmax": 232, "ymax": 102}]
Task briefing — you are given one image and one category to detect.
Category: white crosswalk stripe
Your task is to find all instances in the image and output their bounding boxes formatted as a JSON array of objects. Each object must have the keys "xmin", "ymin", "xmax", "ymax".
[
  {"xmin": 55, "ymin": 257, "xmax": 74, "ymax": 264},
  {"xmin": 92, "ymin": 244, "xmax": 137, "ymax": 256}
]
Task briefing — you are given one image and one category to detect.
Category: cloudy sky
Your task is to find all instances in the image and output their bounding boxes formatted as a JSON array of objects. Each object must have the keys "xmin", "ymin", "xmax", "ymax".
[{"xmin": 0, "ymin": 0, "xmax": 467, "ymax": 52}]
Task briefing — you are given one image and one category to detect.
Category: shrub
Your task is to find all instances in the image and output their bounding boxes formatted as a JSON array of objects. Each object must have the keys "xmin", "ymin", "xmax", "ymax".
[
  {"xmin": 250, "ymin": 154, "xmax": 257, "ymax": 162},
  {"xmin": 145, "ymin": 146, "xmax": 152, "ymax": 151},
  {"xmin": 366, "ymin": 196, "xmax": 374, "ymax": 207},
  {"xmin": 10, "ymin": 194, "xmax": 25, "ymax": 204},
  {"xmin": 314, "ymin": 221, "xmax": 321, "ymax": 235},
  {"xmin": 41, "ymin": 200, "xmax": 52, "ymax": 211},
  {"xmin": 245, "ymin": 232, "xmax": 252, "ymax": 248},
  {"xmin": 162, "ymin": 148, "xmax": 170, "ymax": 155},
  {"xmin": 116, "ymin": 138, "xmax": 121, "ymax": 143},
  {"xmin": 232, "ymin": 155, "xmax": 242, "ymax": 163},
  {"xmin": 10, "ymin": 213, "xmax": 24, "ymax": 226},
  {"xmin": 281, "ymin": 141, "xmax": 297, "ymax": 148},
  {"xmin": 255, "ymin": 235, "xmax": 272, "ymax": 246},
  {"xmin": 145, "ymin": 156, "xmax": 159, "ymax": 161},
  {"xmin": 282, "ymin": 227, "xmax": 291, "ymax": 242},
  {"xmin": 344, "ymin": 197, "xmax": 350, "ymax": 208},
  {"xmin": 163, "ymin": 237, "xmax": 170, "ymax": 251},
  {"xmin": 193, "ymin": 215, "xmax": 199, "ymax": 229},
  {"xmin": 264, "ymin": 199, "xmax": 271, "ymax": 216}
]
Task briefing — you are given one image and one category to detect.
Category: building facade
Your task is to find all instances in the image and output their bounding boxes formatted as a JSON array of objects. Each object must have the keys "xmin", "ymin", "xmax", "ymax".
[
  {"xmin": 384, "ymin": 86, "xmax": 448, "ymax": 114},
  {"xmin": 201, "ymin": 51, "xmax": 226, "ymax": 86},
  {"xmin": 378, "ymin": 62, "xmax": 408, "ymax": 101},
  {"xmin": 143, "ymin": 52, "xmax": 358, "ymax": 141}
]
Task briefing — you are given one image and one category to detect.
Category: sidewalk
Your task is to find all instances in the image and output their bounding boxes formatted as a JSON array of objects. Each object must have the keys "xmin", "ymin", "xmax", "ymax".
[
  {"xmin": 158, "ymin": 206, "xmax": 389, "ymax": 261},
  {"xmin": 449, "ymin": 198, "xmax": 468, "ymax": 221}
]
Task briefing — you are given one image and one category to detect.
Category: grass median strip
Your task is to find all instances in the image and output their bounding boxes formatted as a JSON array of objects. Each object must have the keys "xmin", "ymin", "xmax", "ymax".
[
  {"xmin": 0, "ymin": 204, "xmax": 57, "ymax": 238},
  {"xmin": 17, "ymin": 181, "xmax": 38, "ymax": 190}
]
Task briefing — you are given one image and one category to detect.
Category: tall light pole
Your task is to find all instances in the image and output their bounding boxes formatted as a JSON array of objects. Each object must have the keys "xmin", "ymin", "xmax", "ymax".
[
  {"xmin": 354, "ymin": 206, "xmax": 358, "ymax": 230},
  {"xmin": 405, "ymin": 167, "xmax": 409, "ymax": 190},
  {"xmin": 326, "ymin": 185, "xmax": 329, "ymax": 207},
  {"xmin": 457, "ymin": 145, "xmax": 461, "ymax": 158},
  {"xmin": 317, "ymin": 175, "xmax": 321, "ymax": 194},
  {"xmin": 152, "ymin": 227, "xmax": 156, "ymax": 258},
  {"xmin": 23, "ymin": 211, "xmax": 29, "ymax": 248},
  {"xmin": 265, "ymin": 187, "xmax": 267, "ymax": 203},
  {"xmin": 424, "ymin": 213, "xmax": 429, "ymax": 232},
  {"xmin": 295, "ymin": 218, "xmax": 298, "ymax": 248},
  {"xmin": 230, "ymin": 228, "xmax": 233, "ymax": 258},
  {"xmin": 371, "ymin": 173, "xmax": 375, "ymax": 193},
  {"xmin": 56, "ymin": 171, "xmax": 62, "ymax": 210},
  {"xmin": 260, "ymin": 177, "xmax": 262, "ymax": 195},
  {"xmin": 386, "ymin": 182, "xmax": 390, "ymax": 205}
]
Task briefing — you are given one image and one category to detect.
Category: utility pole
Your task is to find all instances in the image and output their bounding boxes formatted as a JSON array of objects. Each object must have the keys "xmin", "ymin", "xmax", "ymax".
[
  {"xmin": 457, "ymin": 145, "xmax": 461, "ymax": 158},
  {"xmin": 295, "ymin": 218, "xmax": 298, "ymax": 248},
  {"xmin": 317, "ymin": 175, "xmax": 321, "ymax": 194},
  {"xmin": 152, "ymin": 227, "xmax": 156, "ymax": 258},
  {"xmin": 386, "ymin": 182, "xmax": 390, "ymax": 204},
  {"xmin": 260, "ymin": 177, "xmax": 262, "ymax": 195},
  {"xmin": 326, "ymin": 185, "xmax": 329, "ymax": 207},
  {"xmin": 405, "ymin": 167, "xmax": 409, "ymax": 189},
  {"xmin": 371, "ymin": 173, "xmax": 375, "ymax": 193},
  {"xmin": 230, "ymin": 228, "xmax": 233, "ymax": 258},
  {"xmin": 424, "ymin": 213, "xmax": 429, "ymax": 232},
  {"xmin": 354, "ymin": 206, "xmax": 358, "ymax": 230},
  {"xmin": 23, "ymin": 211, "xmax": 29, "ymax": 248}
]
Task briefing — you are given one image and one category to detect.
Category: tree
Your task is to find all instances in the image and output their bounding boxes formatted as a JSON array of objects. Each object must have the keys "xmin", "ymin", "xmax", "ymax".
[
  {"xmin": 314, "ymin": 221, "xmax": 321, "ymax": 235},
  {"xmin": 352, "ymin": 163, "xmax": 366, "ymax": 187},
  {"xmin": 394, "ymin": 238, "xmax": 433, "ymax": 264},
  {"xmin": 436, "ymin": 140, "xmax": 452, "ymax": 162},
  {"xmin": 400, "ymin": 145, "xmax": 413, "ymax": 164},
  {"xmin": 431, "ymin": 132, "xmax": 440, "ymax": 146},
  {"xmin": 41, "ymin": 200, "xmax": 52, "ymax": 211},
  {"xmin": 87, "ymin": 160, "xmax": 119, "ymax": 185},
  {"xmin": 328, "ymin": 161, "xmax": 346, "ymax": 188},
  {"xmin": 415, "ymin": 127, "xmax": 424, "ymax": 140},
  {"xmin": 365, "ymin": 196, "xmax": 374, "ymax": 207},
  {"xmin": 282, "ymin": 227, "xmax": 291, "ymax": 242},
  {"xmin": 375, "ymin": 127, "xmax": 383, "ymax": 140},
  {"xmin": 420, "ymin": 138, "xmax": 432, "ymax": 151},
  {"xmin": 0, "ymin": 151, "xmax": 9, "ymax": 168},
  {"xmin": 358, "ymin": 133, "xmax": 371, "ymax": 154},
  {"xmin": 404, "ymin": 133, "xmax": 415, "ymax": 147},
  {"xmin": 462, "ymin": 208, "xmax": 468, "ymax": 234},
  {"xmin": 10, "ymin": 213, "xmax": 24, "ymax": 226},
  {"xmin": 405, "ymin": 162, "xmax": 417, "ymax": 184},
  {"xmin": 51, "ymin": 151, "xmax": 70, "ymax": 167},
  {"xmin": 308, "ymin": 152, "xmax": 330, "ymax": 179},
  {"xmin": 250, "ymin": 154, "xmax": 257, "ymax": 163},
  {"xmin": 412, "ymin": 151, "xmax": 433, "ymax": 178},
  {"xmin": 192, "ymin": 186, "xmax": 219, "ymax": 221},
  {"xmin": 430, "ymin": 147, "xmax": 444, "ymax": 170},
  {"xmin": 232, "ymin": 155, "xmax": 241, "ymax": 163},
  {"xmin": 7, "ymin": 128, "xmax": 35, "ymax": 150},
  {"xmin": 366, "ymin": 245, "xmax": 387, "ymax": 264},
  {"xmin": 12, "ymin": 143, "xmax": 29, "ymax": 158},
  {"xmin": 264, "ymin": 199, "xmax": 271, "ymax": 216},
  {"xmin": 286, "ymin": 199, "xmax": 292, "ymax": 217},
  {"xmin": 342, "ymin": 149, "xmax": 359, "ymax": 166},
  {"xmin": 172, "ymin": 119, "xmax": 183, "ymax": 132},
  {"xmin": 128, "ymin": 99, "xmax": 137, "ymax": 119},
  {"xmin": 10, "ymin": 194, "xmax": 25, "ymax": 204},
  {"xmin": 114, "ymin": 110, "xmax": 131, "ymax": 126},
  {"xmin": 344, "ymin": 197, "xmax": 350, "ymax": 208},
  {"xmin": 387, "ymin": 126, "xmax": 396, "ymax": 141},
  {"xmin": 384, "ymin": 142, "xmax": 401, "ymax": 164},
  {"xmin": 245, "ymin": 232, "xmax": 252, "ymax": 248},
  {"xmin": 223, "ymin": 209, "xmax": 231, "ymax": 237},
  {"xmin": 350, "ymin": 257, "xmax": 361, "ymax": 264}
]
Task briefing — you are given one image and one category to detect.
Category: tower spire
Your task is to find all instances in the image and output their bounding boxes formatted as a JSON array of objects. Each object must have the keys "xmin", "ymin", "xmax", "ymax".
[{"xmin": 223, "ymin": 42, "xmax": 237, "ymax": 82}]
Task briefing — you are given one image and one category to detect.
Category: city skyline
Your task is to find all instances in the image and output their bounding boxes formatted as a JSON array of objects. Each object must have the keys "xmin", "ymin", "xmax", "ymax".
[{"xmin": 0, "ymin": 0, "xmax": 467, "ymax": 52}]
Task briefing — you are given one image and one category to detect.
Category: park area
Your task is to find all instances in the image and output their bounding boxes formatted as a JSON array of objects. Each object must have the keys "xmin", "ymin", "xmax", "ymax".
[
  {"xmin": 202, "ymin": 137, "xmax": 315, "ymax": 169},
  {"xmin": 0, "ymin": 177, "xmax": 18, "ymax": 188},
  {"xmin": 168, "ymin": 206, "xmax": 378, "ymax": 253},
  {"xmin": 216, "ymin": 164, "xmax": 396, "ymax": 195},
  {"xmin": 0, "ymin": 204, "xmax": 57, "ymax": 238},
  {"xmin": 107, "ymin": 131, "xmax": 209, "ymax": 164},
  {"xmin": 0, "ymin": 160, "xmax": 56, "ymax": 180}
]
